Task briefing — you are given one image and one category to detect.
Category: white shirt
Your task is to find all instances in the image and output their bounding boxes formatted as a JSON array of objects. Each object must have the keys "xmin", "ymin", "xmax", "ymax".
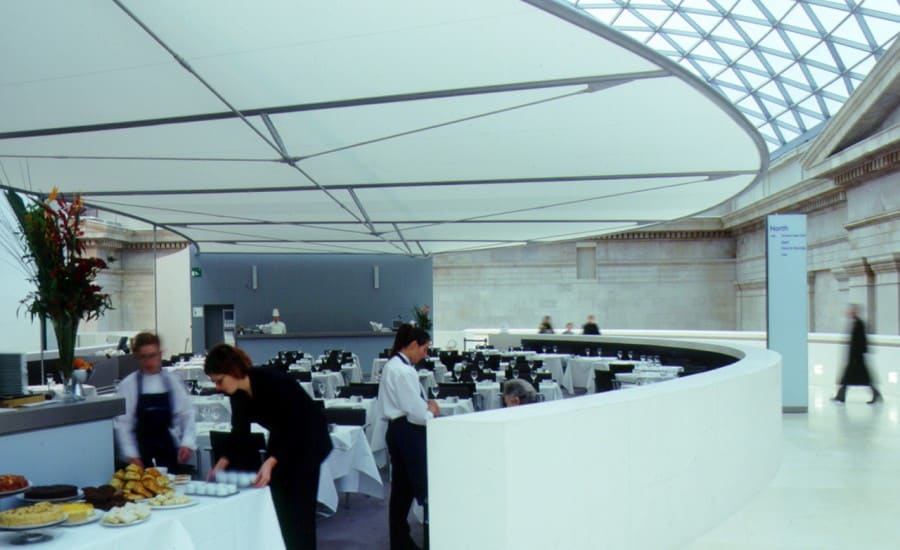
[
  {"xmin": 262, "ymin": 320, "xmax": 287, "ymax": 335},
  {"xmin": 113, "ymin": 370, "xmax": 197, "ymax": 461},
  {"xmin": 378, "ymin": 353, "xmax": 433, "ymax": 426}
]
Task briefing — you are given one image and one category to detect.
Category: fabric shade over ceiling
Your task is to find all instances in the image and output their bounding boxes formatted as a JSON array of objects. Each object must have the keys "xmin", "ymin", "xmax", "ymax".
[{"xmin": 0, "ymin": 0, "xmax": 767, "ymax": 256}]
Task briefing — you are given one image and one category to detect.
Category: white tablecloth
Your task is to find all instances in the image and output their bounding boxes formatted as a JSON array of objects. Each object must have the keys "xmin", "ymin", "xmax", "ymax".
[
  {"xmin": 436, "ymin": 398, "xmax": 474, "ymax": 416},
  {"xmin": 561, "ymin": 356, "xmax": 617, "ymax": 393},
  {"xmin": 311, "ymin": 371, "xmax": 345, "ymax": 399},
  {"xmin": 165, "ymin": 364, "xmax": 211, "ymax": 384},
  {"xmin": 5, "ymin": 486, "xmax": 285, "ymax": 550},
  {"xmin": 532, "ymin": 353, "xmax": 568, "ymax": 383},
  {"xmin": 194, "ymin": 423, "xmax": 382, "ymax": 514},
  {"xmin": 473, "ymin": 381, "xmax": 564, "ymax": 409}
]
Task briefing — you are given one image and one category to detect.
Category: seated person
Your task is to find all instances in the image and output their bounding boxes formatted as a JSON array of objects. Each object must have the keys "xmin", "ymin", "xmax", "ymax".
[
  {"xmin": 582, "ymin": 315, "xmax": 601, "ymax": 335},
  {"xmin": 503, "ymin": 379, "xmax": 537, "ymax": 407},
  {"xmin": 538, "ymin": 316, "xmax": 554, "ymax": 334},
  {"xmin": 562, "ymin": 322, "xmax": 575, "ymax": 334}
]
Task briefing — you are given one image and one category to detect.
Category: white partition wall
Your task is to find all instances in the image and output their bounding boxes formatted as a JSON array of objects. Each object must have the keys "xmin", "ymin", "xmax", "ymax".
[{"xmin": 427, "ymin": 342, "xmax": 781, "ymax": 549}]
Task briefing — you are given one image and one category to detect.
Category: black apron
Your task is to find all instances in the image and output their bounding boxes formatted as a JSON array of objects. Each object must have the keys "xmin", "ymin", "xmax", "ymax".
[{"xmin": 135, "ymin": 372, "xmax": 178, "ymax": 470}]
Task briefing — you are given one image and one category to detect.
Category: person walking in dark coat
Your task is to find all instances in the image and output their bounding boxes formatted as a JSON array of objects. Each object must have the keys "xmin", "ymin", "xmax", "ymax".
[{"xmin": 833, "ymin": 304, "xmax": 882, "ymax": 404}]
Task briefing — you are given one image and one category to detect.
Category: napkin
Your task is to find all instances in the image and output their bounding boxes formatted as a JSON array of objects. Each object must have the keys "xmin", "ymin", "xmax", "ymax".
[{"xmin": 329, "ymin": 426, "xmax": 353, "ymax": 450}]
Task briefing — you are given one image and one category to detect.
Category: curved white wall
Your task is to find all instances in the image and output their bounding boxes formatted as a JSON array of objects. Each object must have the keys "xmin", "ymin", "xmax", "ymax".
[{"xmin": 427, "ymin": 339, "xmax": 782, "ymax": 549}]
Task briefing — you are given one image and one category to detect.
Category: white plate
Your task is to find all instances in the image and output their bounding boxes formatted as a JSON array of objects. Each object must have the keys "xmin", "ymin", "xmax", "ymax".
[
  {"xmin": 100, "ymin": 514, "xmax": 150, "ymax": 528},
  {"xmin": 63, "ymin": 510, "xmax": 102, "ymax": 527},
  {"xmin": 19, "ymin": 489, "xmax": 83, "ymax": 503},
  {"xmin": 149, "ymin": 499, "xmax": 197, "ymax": 510},
  {"xmin": 0, "ymin": 481, "xmax": 30, "ymax": 497},
  {"xmin": 0, "ymin": 515, "xmax": 67, "ymax": 531}
]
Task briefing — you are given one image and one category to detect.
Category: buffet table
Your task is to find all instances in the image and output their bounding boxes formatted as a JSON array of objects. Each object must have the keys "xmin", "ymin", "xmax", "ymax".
[{"xmin": 0, "ymin": 487, "xmax": 284, "ymax": 550}]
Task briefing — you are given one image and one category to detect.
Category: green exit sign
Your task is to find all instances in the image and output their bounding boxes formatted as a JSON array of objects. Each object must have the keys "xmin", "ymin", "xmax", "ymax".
[{"xmin": 191, "ymin": 267, "xmax": 202, "ymax": 278}]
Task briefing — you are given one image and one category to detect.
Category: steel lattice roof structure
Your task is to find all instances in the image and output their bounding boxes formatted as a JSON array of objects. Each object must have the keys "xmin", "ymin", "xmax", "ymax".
[{"xmin": 572, "ymin": 0, "xmax": 899, "ymax": 154}]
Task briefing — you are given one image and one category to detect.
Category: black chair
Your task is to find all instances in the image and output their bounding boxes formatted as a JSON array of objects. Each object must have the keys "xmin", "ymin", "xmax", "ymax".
[
  {"xmin": 324, "ymin": 407, "xmax": 367, "ymax": 426},
  {"xmin": 340, "ymin": 383, "xmax": 379, "ymax": 399},
  {"xmin": 609, "ymin": 362, "xmax": 635, "ymax": 374},
  {"xmin": 209, "ymin": 431, "xmax": 266, "ymax": 471},
  {"xmin": 439, "ymin": 351, "xmax": 462, "ymax": 371},
  {"xmin": 379, "ymin": 349, "xmax": 391, "ymax": 359},
  {"xmin": 594, "ymin": 370, "xmax": 616, "ymax": 393},
  {"xmin": 437, "ymin": 382, "xmax": 475, "ymax": 399},
  {"xmin": 464, "ymin": 368, "xmax": 480, "ymax": 384},
  {"xmin": 485, "ymin": 355, "xmax": 501, "ymax": 371},
  {"xmin": 476, "ymin": 369, "xmax": 498, "ymax": 382},
  {"xmin": 533, "ymin": 372, "xmax": 552, "ymax": 385},
  {"xmin": 288, "ymin": 371, "xmax": 312, "ymax": 382},
  {"xmin": 312, "ymin": 399, "xmax": 326, "ymax": 410}
]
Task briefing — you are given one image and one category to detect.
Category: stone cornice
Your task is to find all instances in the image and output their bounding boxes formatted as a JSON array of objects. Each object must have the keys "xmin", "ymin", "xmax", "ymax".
[
  {"xmin": 844, "ymin": 209, "xmax": 900, "ymax": 231},
  {"xmin": 841, "ymin": 257, "xmax": 873, "ymax": 278},
  {"xmin": 82, "ymin": 238, "xmax": 189, "ymax": 251},
  {"xmin": 597, "ymin": 229, "xmax": 732, "ymax": 241},
  {"xmin": 735, "ymin": 280, "xmax": 766, "ymax": 292},
  {"xmin": 832, "ymin": 146, "xmax": 900, "ymax": 187},
  {"xmin": 722, "ymin": 176, "xmax": 843, "ymax": 232},
  {"xmin": 868, "ymin": 253, "xmax": 900, "ymax": 275}
]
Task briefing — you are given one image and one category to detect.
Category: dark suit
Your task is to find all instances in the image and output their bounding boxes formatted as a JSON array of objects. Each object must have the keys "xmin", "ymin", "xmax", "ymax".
[
  {"xmin": 835, "ymin": 316, "xmax": 880, "ymax": 402},
  {"xmin": 582, "ymin": 322, "xmax": 600, "ymax": 335},
  {"xmin": 227, "ymin": 368, "xmax": 333, "ymax": 549}
]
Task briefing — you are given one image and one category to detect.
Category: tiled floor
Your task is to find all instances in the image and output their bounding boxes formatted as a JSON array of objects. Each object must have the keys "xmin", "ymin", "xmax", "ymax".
[{"xmin": 687, "ymin": 385, "xmax": 900, "ymax": 550}]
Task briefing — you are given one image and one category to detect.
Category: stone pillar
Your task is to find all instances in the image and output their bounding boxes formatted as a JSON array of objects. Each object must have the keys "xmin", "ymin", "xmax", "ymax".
[
  {"xmin": 841, "ymin": 258, "xmax": 875, "ymax": 328},
  {"xmin": 868, "ymin": 253, "xmax": 900, "ymax": 335}
]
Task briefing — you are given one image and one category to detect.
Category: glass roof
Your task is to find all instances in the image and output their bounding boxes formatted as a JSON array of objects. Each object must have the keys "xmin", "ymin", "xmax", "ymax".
[{"xmin": 571, "ymin": 0, "xmax": 899, "ymax": 154}]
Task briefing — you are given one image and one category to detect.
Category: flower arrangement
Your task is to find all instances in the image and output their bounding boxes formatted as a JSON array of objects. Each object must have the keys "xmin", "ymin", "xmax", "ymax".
[
  {"xmin": 3, "ymin": 188, "xmax": 113, "ymax": 380},
  {"xmin": 73, "ymin": 358, "xmax": 93, "ymax": 372},
  {"xmin": 412, "ymin": 305, "xmax": 432, "ymax": 331}
]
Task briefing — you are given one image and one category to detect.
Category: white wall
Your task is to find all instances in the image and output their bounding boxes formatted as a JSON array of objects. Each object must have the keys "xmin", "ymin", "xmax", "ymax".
[
  {"xmin": 156, "ymin": 247, "xmax": 192, "ymax": 356},
  {"xmin": 0, "ymin": 202, "xmax": 41, "ymax": 353},
  {"xmin": 427, "ymin": 341, "xmax": 782, "ymax": 549}
]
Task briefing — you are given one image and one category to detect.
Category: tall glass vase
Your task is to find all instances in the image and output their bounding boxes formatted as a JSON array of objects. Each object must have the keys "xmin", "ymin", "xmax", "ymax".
[{"xmin": 52, "ymin": 315, "xmax": 79, "ymax": 388}]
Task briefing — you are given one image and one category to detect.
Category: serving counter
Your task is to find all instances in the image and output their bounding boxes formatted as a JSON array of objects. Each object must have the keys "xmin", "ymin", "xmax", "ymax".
[
  {"xmin": 236, "ymin": 332, "xmax": 395, "ymax": 376},
  {"xmin": 0, "ymin": 396, "xmax": 125, "ymax": 511}
]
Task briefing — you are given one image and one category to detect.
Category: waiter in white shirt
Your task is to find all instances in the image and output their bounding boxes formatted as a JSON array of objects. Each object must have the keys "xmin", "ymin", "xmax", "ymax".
[
  {"xmin": 261, "ymin": 308, "xmax": 287, "ymax": 335},
  {"xmin": 114, "ymin": 332, "xmax": 196, "ymax": 473},
  {"xmin": 379, "ymin": 324, "xmax": 440, "ymax": 550}
]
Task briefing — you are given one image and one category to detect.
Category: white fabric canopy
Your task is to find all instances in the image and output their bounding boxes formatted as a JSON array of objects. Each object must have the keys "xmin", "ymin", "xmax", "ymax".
[{"xmin": 0, "ymin": 0, "xmax": 767, "ymax": 256}]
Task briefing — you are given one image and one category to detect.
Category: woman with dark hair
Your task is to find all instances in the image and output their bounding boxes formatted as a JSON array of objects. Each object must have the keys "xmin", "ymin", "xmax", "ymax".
[
  {"xmin": 379, "ymin": 323, "xmax": 439, "ymax": 550},
  {"xmin": 205, "ymin": 344, "xmax": 332, "ymax": 550}
]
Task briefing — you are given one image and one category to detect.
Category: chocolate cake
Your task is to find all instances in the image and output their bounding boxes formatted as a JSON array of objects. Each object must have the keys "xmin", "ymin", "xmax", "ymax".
[{"xmin": 23, "ymin": 484, "xmax": 78, "ymax": 500}]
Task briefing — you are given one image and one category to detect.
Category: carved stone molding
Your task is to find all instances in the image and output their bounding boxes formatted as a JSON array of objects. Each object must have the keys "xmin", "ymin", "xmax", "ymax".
[
  {"xmin": 735, "ymin": 279, "xmax": 766, "ymax": 292},
  {"xmin": 841, "ymin": 257, "xmax": 875, "ymax": 281},
  {"xmin": 598, "ymin": 230, "xmax": 732, "ymax": 241},
  {"xmin": 834, "ymin": 147, "xmax": 900, "ymax": 187},
  {"xmin": 868, "ymin": 253, "xmax": 900, "ymax": 276},
  {"xmin": 82, "ymin": 238, "xmax": 189, "ymax": 251}
]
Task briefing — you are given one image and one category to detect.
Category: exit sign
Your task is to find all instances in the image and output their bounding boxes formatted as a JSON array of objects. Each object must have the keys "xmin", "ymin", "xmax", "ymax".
[{"xmin": 191, "ymin": 267, "xmax": 202, "ymax": 278}]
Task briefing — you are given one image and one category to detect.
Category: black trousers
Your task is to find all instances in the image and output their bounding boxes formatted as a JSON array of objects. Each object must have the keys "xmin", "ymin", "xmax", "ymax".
[
  {"xmin": 269, "ymin": 465, "xmax": 321, "ymax": 550},
  {"xmin": 386, "ymin": 417, "xmax": 428, "ymax": 550}
]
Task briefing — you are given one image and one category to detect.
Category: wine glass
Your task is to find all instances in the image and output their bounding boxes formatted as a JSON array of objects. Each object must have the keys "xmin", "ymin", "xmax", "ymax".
[
  {"xmin": 541, "ymin": 345, "xmax": 547, "ymax": 354},
  {"xmin": 617, "ymin": 350, "xmax": 623, "ymax": 360},
  {"xmin": 431, "ymin": 385, "xmax": 440, "ymax": 399},
  {"xmin": 552, "ymin": 345, "xmax": 558, "ymax": 353},
  {"xmin": 315, "ymin": 381, "xmax": 326, "ymax": 398},
  {"xmin": 628, "ymin": 350, "xmax": 634, "ymax": 360},
  {"xmin": 512, "ymin": 368, "xmax": 520, "ymax": 379},
  {"xmin": 584, "ymin": 347, "xmax": 590, "ymax": 357},
  {"xmin": 209, "ymin": 406, "xmax": 223, "ymax": 423}
]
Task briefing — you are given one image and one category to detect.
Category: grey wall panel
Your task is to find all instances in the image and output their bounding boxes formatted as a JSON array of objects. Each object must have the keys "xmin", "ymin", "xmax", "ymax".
[{"xmin": 190, "ymin": 254, "xmax": 432, "ymax": 353}]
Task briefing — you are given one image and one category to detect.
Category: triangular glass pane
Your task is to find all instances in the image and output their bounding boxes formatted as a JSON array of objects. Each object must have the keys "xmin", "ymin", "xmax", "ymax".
[
  {"xmin": 782, "ymin": 7, "xmax": 818, "ymax": 35},
  {"xmin": 808, "ymin": 4, "xmax": 850, "ymax": 31},
  {"xmin": 736, "ymin": 67, "xmax": 769, "ymax": 88},
  {"xmin": 835, "ymin": 43, "xmax": 870, "ymax": 68},
  {"xmin": 824, "ymin": 79, "xmax": 850, "ymax": 99},
  {"xmin": 800, "ymin": 96, "xmax": 823, "ymax": 117},
  {"xmin": 832, "ymin": 14, "xmax": 869, "ymax": 47},
  {"xmin": 665, "ymin": 12, "xmax": 697, "ymax": 33},
  {"xmin": 775, "ymin": 114, "xmax": 801, "ymax": 133},
  {"xmin": 759, "ymin": 30, "xmax": 789, "ymax": 55},
  {"xmin": 695, "ymin": 57, "xmax": 727, "ymax": 76},
  {"xmin": 805, "ymin": 63, "xmax": 836, "ymax": 86},
  {"xmin": 823, "ymin": 96, "xmax": 843, "ymax": 117},
  {"xmin": 739, "ymin": 51, "xmax": 769, "ymax": 74},
  {"xmin": 724, "ymin": 18, "xmax": 753, "ymax": 45},
  {"xmin": 730, "ymin": 0, "xmax": 768, "ymax": 24},
  {"xmin": 761, "ymin": 97, "xmax": 786, "ymax": 117},
  {"xmin": 806, "ymin": 41, "xmax": 837, "ymax": 66},
  {"xmin": 781, "ymin": 63, "xmax": 812, "ymax": 87},
  {"xmin": 862, "ymin": 14, "xmax": 900, "ymax": 46},
  {"xmin": 799, "ymin": 112, "xmax": 823, "ymax": 129},
  {"xmin": 684, "ymin": 12, "xmax": 724, "ymax": 35},
  {"xmin": 782, "ymin": 29, "xmax": 820, "ymax": 55},
  {"xmin": 614, "ymin": 9, "xmax": 651, "ymax": 29},
  {"xmin": 863, "ymin": 0, "xmax": 900, "ymax": 16},
  {"xmin": 762, "ymin": 50, "xmax": 793, "ymax": 73},
  {"xmin": 712, "ymin": 38, "xmax": 748, "ymax": 61},
  {"xmin": 667, "ymin": 32, "xmax": 702, "ymax": 52},
  {"xmin": 717, "ymin": 67, "xmax": 746, "ymax": 87},
  {"xmin": 583, "ymin": 7, "xmax": 623, "ymax": 25},
  {"xmin": 850, "ymin": 54, "xmax": 877, "ymax": 77},
  {"xmin": 758, "ymin": 81, "xmax": 785, "ymax": 104},
  {"xmin": 626, "ymin": 30, "xmax": 655, "ymax": 44},
  {"xmin": 717, "ymin": 84, "xmax": 747, "ymax": 103},
  {"xmin": 636, "ymin": 7, "xmax": 672, "ymax": 27},
  {"xmin": 781, "ymin": 80, "xmax": 811, "ymax": 103},
  {"xmin": 692, "ymin": 40, "xmax": 722, "ymax": 59},
  {"xmin": 738, "ymin": 21, "xmax": 772, "ymax": 44},
  {"xmin": 647, "ymin": 33, "xmax": 676, "ymax": 53},
  {"xmin": 679, "ymin": 0, "xmax": 716, "ymax": 11}
]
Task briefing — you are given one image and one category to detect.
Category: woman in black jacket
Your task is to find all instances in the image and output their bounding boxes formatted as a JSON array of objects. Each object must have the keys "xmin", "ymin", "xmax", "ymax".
[
  {"xmin": 206, "ymin": 344, "xmax": 332, "ymax": 549},
  {"xmin": 833, "ymin": 304, "xmax": 882, "ymax": 404}
]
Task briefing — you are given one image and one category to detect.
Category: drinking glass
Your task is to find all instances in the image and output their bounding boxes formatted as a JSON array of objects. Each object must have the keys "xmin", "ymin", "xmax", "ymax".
[
  {"xmin": 640, "ymin": 355, "xmax": 646, "ymax": 363},
  {"xmin": 541, "ymin": 346, "xmax": 547, "ymax": 354},
  {"xmin": 584, "ymin": 347, "xmax": 590, "ymax": 356},
  {"xmin": 552, "ymin": 345, "xmax": 558, "ymax": 353},
  {"xmin": 628, "ymin": 350, "xmax": 634, "ymax": 360},
  {"xmin": 315, "ymin": 381, "xmax": 325, "ymax": 398},
  {"xmin": 512, "ymin": 368, "xmax": 520, "ymax": 379},
  {"xmin": 432, "ymin": 386, "xmax": 440, "ymax": 399},
  {"xmin": 209, "ymin": 406, "xmax": 222, "ymax": 423},
  {"xmin": 617, "ymin": 350, "xmax": 623, "ymax": 360}
]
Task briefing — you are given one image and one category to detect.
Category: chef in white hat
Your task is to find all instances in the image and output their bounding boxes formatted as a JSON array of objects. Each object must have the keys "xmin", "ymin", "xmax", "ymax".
[{"xmin": 261, "ymin": 308, "xmax": 287, "ymax": 335}]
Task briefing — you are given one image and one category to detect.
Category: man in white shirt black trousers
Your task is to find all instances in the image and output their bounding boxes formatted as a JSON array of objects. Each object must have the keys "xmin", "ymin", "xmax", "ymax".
[
  {"xmin": 114, "ymin": 332, "xmax": 196, "ymax": 473},
  {"xmin": 378, "ymin": 324, "xmax": 440, "ymax": 550}
]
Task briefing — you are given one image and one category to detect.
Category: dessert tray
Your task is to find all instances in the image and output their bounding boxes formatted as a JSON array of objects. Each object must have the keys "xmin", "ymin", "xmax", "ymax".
[
  {"xmin": 0, "ymin": 515, "xmax": 67, "ymax": 531},
  {"xmin": 62, "ymin": 510, "xmax": 103, "ymax": 527}
]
